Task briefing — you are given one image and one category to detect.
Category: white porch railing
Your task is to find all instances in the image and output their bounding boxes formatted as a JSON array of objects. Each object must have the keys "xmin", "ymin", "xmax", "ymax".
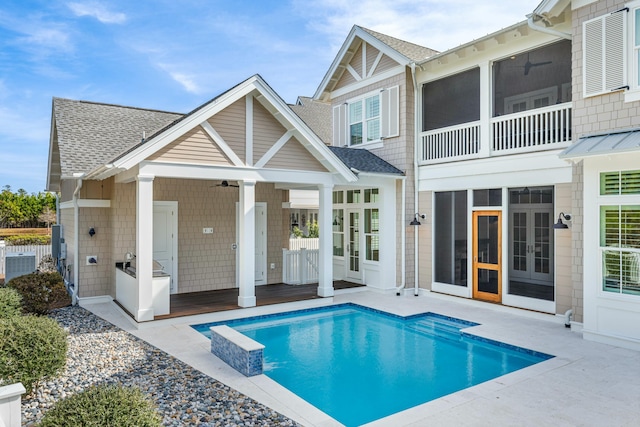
[
  {"xmin": 288, "ymin": 238, "xmax": 319, "ymax": 250},
  {"xmin": 0, "ymin": 243, "xmax": 51, "ymax": 276},
  {"xmin": 420, "ymin": 121, "xmax": 480, "ymax": 162},
  {"xmin": 282, "ymin": 248, "xmax": 319, "ymax": 285},
  {"xmin": 418, "ymin": 103, "xmax": 572, "ymax": 164},
  {"xmin": 492, "ymin": 103, "xmax": 572, "ymax": 153}
]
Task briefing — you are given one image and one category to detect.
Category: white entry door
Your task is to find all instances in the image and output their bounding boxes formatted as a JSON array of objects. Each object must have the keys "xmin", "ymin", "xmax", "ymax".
[
  {"xmin": 236, "ymin": 202, "xmax": 267, "ymax": 286},
  {"xmin": 153, "ymin": 202, "xmax": 178, "ymax": 294}
]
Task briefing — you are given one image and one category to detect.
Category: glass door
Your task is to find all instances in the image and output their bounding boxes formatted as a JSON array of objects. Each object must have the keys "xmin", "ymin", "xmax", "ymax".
[
  {"xmin": 473, "ymin": 211, "xmax": 502, "ymax": 302},
  {"xmin": 347, "ymin": 210, "xmax": 361, "ymax": 281}
]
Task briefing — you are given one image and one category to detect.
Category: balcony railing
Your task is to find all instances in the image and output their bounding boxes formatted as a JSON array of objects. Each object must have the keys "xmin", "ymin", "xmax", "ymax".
[
  {"xmin": 421, "ymin": 121, "xmax": 480, "ymax": 162},
  {"xmin": 419, "ymin": 103, "xmax": 572, "ymax": 164}
]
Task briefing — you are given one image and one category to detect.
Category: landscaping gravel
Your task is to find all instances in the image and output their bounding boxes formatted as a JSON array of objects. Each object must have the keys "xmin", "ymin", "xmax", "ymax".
[{"xmin": 22, "ymin": 306, "xmax": 300, "ymax": 426}]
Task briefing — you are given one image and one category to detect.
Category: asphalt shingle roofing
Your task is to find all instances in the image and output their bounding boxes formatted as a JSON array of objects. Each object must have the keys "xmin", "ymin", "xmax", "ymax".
[
  {"xmin": 290, "ymin": 97, "xmax": 332, "ymax": 145},
  {"xmin": 328, "ymin": 146, "xmax": 404, "ymax": 176},
  {"xmin": 359, "ymin": 26, "xmax": 439, "ymax": 62},
  {"xmin": 53, "ymin": 97, "xmax": 183, "ymax": 177}
]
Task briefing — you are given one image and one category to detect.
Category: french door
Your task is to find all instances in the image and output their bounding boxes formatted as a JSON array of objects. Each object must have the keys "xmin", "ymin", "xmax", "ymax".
[
  {"xmin": 346, "ymin": 209, "xmax": 361, "ymax": 281},
  {"xmin": 509, "ymin": 208, "xmax": 553, "ymax": 285},
  {"xmin": 473, "ymin": 211, "xmax": 502, "ymax": 302}
]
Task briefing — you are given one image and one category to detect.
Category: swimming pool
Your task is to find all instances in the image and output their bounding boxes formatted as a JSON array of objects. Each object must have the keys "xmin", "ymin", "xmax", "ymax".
[{"xmin": 192, "ymin": 304, "xmax": 553, "ymax": 426}]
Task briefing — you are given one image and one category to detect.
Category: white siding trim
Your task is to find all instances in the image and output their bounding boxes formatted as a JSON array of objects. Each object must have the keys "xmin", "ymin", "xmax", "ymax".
[
  {"xmin": 346, "ymin": 64, "xmax": 362, "ymax": 81},
  {"xmin": 246, "ymin": 94, "xmax": 254, "ymax": 166},
  {"xmin": 254, "ymin": 130, "xmax": 293, "ymax": 168},
  {"xmin": 199, "ymin": 121, "xmax": 244, "ymax": 166},
  {"xmin": 362, "ymin": 42, "xmax": 367, "ymax": 77},
  {"xmin": 331, "ymin": 66, "xmax": 404, "ymax": 99},
  {"xmin": 59, "ymin": 199, "xmax": 110, "ymax": 209},
  {"xmin": 368, "ymin": 51, "xmax": 384, "ymax": 78}
]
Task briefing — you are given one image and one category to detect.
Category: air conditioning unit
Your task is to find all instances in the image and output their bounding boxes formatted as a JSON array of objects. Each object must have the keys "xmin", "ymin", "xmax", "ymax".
[{"xmin": 5, "ymin": 252, "xmax": 36, "ymax": 283}]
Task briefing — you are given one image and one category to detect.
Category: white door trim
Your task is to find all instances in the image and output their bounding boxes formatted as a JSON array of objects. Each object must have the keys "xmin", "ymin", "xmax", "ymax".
[{"xmin": 153, "ymin": 201, "xmax": 178, "ymax": 294}]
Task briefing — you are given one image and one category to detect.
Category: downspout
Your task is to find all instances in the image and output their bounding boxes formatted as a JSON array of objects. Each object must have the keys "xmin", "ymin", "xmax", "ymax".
[
  {"xmin": 72, "ymin": 174, "xmax": 84, "ymax": 305},
  {"xmin": 527, "ymin": 13, "xmax": 571, "ymax": 40},
  {"xmin": 397, "ymin": 178, "xmax": 406, "ymax": 295},
  {"xmin": 410, "ymin": 62, "xmax": 420, "ymax": 296}
]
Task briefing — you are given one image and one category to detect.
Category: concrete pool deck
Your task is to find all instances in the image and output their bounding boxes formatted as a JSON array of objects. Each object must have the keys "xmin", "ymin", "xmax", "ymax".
[{"xmin": 85, "ymin": 290, "xmax": 640, "ymax": 426}]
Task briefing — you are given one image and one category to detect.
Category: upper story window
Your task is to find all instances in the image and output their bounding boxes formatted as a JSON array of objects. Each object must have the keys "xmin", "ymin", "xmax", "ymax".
[
  {"xmin": 333, "ymin": 86, "xmax": 399, "ymax": 147},
  {"xmin": 582, "ymin": 3, "xmax": 640, "ymax": 101},
  {"xmin": 349, "ymin": 94, "xmax": 380, "ymax": 145}
]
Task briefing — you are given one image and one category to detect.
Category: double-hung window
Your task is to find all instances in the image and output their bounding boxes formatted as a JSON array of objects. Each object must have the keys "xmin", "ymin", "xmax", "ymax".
[
  {"xmin": 349, "ymin": 94, "xmax": 380, "ymax": 145},
  {"xmin": 599, "ymin": 170, "xmax": 640, "ymax": 296},
  {"xmin": 332, "ymin": 86, "xmax": 399, "ymax": 147}
]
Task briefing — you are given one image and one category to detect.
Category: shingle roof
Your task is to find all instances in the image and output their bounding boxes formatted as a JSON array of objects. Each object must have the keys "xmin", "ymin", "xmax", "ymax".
[
  {"xmin": 53, "ymin": 98, "xmax": 183, "ymax": 176},
  {"xmin": 290, "ymin": 97, "xmax": 332, "ymax": 145},
  {"xmin": 328, "ymin": 146, "xmax": 404, "ymax": 175},
  {"xmin": 359, "ymin": 26, "xmax": 439, "ymax": 62}
]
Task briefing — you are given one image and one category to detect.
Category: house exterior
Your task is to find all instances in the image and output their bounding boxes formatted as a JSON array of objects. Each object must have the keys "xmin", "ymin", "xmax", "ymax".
[{"xmin": 47, "ymin": 75, "xmax": 363, "ymax": 321}]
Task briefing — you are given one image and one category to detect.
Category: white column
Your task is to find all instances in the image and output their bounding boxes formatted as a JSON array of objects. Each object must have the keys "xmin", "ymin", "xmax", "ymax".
[
  {"xmin": 135, "ymin": 174, "xmax": 154, "ymax": 321},
  {"xmin": 238, "ymin": 179, "xmax": 257, "ymax": 307},
  {"xmin": 479, "ymin": 61, "xmax": 491, "ymax": 157},
  {"xmin": 318, "ymin": 184, "xmax": 334, "ymax": 297}
]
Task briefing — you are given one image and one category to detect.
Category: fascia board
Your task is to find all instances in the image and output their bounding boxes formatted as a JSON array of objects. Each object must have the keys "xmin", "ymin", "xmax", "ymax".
[
  {"xmin": 313, "ymin": 26, "xmax": 410, "ymax": 100},
  {"xmin": 114, "ymin": 77, "xmax": 259, "ymax": 171}
]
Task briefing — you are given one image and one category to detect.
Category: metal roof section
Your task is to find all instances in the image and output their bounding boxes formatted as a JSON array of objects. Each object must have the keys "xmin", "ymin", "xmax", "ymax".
[
  {"xmin": 328, "ymin": 146, "xmax": 404, "ymax": 176},
  {"xmin": 560, "ymin": 128, "xmax": 640, "ymax": 159}
]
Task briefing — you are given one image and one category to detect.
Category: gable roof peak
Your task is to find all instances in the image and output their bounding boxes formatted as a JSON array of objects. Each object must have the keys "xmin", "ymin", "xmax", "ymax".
[{"xmin": 356, "ymin": 26, "xmax": 439, "ymax": 62}]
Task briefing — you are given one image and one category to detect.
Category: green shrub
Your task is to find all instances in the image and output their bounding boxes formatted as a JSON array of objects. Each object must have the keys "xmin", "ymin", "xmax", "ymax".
[
  {"xmin": 0, "ymin": 315, "xmax": 67, "ymax": 394},
  {"xmin": 7, "ymin": 272, "xmax": 70, "ymax": 315},
  {"xmin": 0, "ymin": 287, "xmax": 23, "ymax": 318},
  {"xmin": 5, "ymin": 234, "xmax": 51, "ymax": 245},
  {"xmin": 38, "ymin": 384, "xmax": 163, "ymax": 427}
]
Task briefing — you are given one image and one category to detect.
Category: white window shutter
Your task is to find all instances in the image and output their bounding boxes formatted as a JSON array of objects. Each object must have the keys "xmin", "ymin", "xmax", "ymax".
[
  {"xmin": 381, "ymin": 85, "xmax": 399, "ymax": 138},
  {"xmin": 583, "ymin": 10, "xmax": 626, "ymax": 98},
  {"xmin": 332, "ymin": 104, "xmax": 347, "ymax": 146}
]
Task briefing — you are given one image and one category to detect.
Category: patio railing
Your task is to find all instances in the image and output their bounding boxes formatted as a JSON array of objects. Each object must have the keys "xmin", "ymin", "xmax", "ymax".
[
  {"xmin": 282, "ymin": 248, "xmax": 319, "ymax": 285},
  {"xmin": 288, "ymin": 238, "xmax": 319, "ymax": 250}
]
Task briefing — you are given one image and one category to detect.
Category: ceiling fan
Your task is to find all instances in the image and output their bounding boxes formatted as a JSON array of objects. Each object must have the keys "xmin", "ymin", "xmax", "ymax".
[
  {"xmin": 215, "ymin": 180, "xmax": 239, "ymax": 188},
  {"xmin": 521, "ymin": 52, "xmax": 552, "ymax": 76}
]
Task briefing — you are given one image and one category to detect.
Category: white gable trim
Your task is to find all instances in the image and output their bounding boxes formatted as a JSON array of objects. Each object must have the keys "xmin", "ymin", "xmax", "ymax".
[
  {"xmin": 200, "ymin": 121, "xmax": 244, "ymax": 166},
  {"xmin": 254, "ymin": 130, "xmax": 293, "ymax": 168},
  {"xmin": 367, "ymin": 51, "xmax": 384, "ymax": 78},
  {"xmin": 246, "ymin": 94, "xmax": 254, "ymax": 166},
  {"xmin": 331, "ymin": 65, "xmax": 404, "ymax": 99},
  {"xmin": 90, "ymin": 75, "xmax": 356, "ymax": 184},
  {"xmin": 313, "ymin": 26, "xmax": 411, "ymax": 100},
  {"xmin": 346, "ymin": 64, "xmax": 362, "ymax": 81}
]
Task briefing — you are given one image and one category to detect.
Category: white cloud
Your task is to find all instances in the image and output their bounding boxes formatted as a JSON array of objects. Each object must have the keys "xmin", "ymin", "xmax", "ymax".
[
  {"xmin": 294, "ymin": 0, "xmax": 541, "ymax": 53},
  {"xmin": 67, "ymin": 2, "xmax": 126, "ymax": 24},
  {"xmin": 157, "ymin": 64, "xmax": 200, "ymax": 94}
]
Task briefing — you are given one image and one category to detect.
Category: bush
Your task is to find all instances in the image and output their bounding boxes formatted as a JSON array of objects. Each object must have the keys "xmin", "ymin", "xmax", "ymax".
[
  {"xmin": 5, "ymin": 234, "xmax": 51, "ymax": 245},
  {"xmin": 0, "ymin": 315, "xmax": 67, "ymax": 394},
  {"xmin": 0, "ymin": 287, "xmax": 23, "ymax": 318},
  {"xmin": 38, "ymin": 384, "xmax": 163, "ymax": 427},
  {"xmin": 7, "ymin": 272, "xmax": 70, "ymax": 315}
]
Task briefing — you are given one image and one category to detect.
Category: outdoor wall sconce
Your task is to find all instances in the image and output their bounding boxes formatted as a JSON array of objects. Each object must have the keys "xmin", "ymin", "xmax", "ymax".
[
  {"xmin": 89, "ymin": 227, "xmax": 96, "ymax": 237},
  {"xmin": 553, "ymin": 213, "xmax": 571, "ymax": 229},
  {"xmin": 410, "ymin": 213, "xmax": 425, "ymax": 226}
]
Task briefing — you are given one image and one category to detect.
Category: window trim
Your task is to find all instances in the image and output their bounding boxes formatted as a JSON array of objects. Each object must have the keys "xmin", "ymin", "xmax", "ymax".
[{"xmin": 347, "ymin": 90, "xmax": 382, "ymax": 147}]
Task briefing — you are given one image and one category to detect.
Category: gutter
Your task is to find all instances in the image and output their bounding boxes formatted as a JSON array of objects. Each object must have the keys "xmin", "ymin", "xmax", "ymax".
[
  {"xmin": 71, "ymin": 173, "xmax": 84, "ymax": 305},
  {"xmin": 527, "ymin": 13, "xmax": 571, "ymax": 40}
]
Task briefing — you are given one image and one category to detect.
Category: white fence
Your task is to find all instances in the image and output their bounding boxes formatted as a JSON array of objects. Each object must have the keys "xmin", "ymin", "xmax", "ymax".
[
  {"xmin": 282, "ymin": 248, "xmax": 319, "ymax": 285},
  {"xmin": 0, "ymin": 243, "xmax": 51, "ymax": 276},
  {"xmin": 288, "ymin": 238, "xmax": 319, "ymax": 251}
]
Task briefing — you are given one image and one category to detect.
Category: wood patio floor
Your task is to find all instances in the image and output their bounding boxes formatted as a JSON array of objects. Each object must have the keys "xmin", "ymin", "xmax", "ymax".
[{"xmin": 151, "ymin": 281, "xmax": 363, "ymax": 320}]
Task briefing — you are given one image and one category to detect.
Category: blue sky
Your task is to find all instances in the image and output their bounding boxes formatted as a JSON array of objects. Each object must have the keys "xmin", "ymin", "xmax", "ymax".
[{"xmin": 0, "ymin": 0, "xmax": 541, "ymax": 194}]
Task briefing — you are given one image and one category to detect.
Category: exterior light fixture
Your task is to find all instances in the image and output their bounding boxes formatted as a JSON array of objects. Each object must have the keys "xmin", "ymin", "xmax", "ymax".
[
  {"xmin": 553, "ymin": 212, "xmax": 571, "ymax": 229},
  {"xmin": 410, "ymin": 213, "xmax": 425, "ymax": 226},
  {"xmin": 89, "ymin": 227, "xmax": 96, "ymax": 237}
]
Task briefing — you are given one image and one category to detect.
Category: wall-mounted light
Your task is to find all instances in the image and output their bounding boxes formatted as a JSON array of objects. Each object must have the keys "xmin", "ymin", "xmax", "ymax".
[
  {"xmin": 410, "ymin": 213, "xmax": 425, "ymax": 226},
  {"xmin": 89, "ymin": 227, "xmax": 96, "ymax": 237},
  {"xmin": 553, "ymin": 212, "xmax": 571, "ymax": 229}
]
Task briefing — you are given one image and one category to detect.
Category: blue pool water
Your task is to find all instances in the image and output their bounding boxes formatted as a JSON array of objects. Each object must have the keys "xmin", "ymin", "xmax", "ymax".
[{"xmin": 192, "ymin": 304, "xmax": 553, "ymax": 426}]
